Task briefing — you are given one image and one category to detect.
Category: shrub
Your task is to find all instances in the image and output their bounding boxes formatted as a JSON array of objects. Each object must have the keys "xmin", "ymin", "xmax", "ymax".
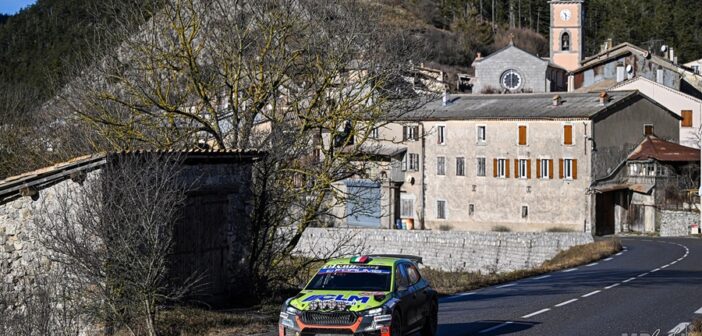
[
  {"xmin": 438, "ymin": 224, "xmax": 453, "ymax": 231},
  {"xmin": 491, "ymin": 225, "xmax": 511, "ymax": 232},
  {"xmin": 545, "ymin": 227, "xmax": 575, "ymax": 233}
]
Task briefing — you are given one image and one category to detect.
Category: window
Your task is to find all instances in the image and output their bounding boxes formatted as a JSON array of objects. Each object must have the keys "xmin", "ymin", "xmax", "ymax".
[
  {"xmin": 437, "ymin": 200, "xmax": 446, "ymax": 219},
  {"xmin": 494, "ymin": 158, "xmax": 508, "ymax": 178},
  {"xmin": 564, "ymin": 124, "xmax": 573, "ymax": 145},
  {"xmin": 644, "ymin": 124, "xmax": 654, "ymax": 136},
  {"xmin": 537, "ymin": 159, "xmax": 553, "ymax": 179},
  {"xmin": 561, "ymin": 32, "xmax": 570, "ymax": 51},
  {"xmin": 682, "ymin": 110, "xmax": 693, "ymax": 128},
  {"xmin": 521, "ymin": 206, "xmax": 529, "ymax": 218},
  {"xmin": 401, "ymin": 153, "xmax": 408, "ymax": 171},
  {"xmin": 517, "ymin": 159, "xmax": 530, "ymax": 179},
  {"xmin": 456, "ymin": 157, "xmax": 465, "ymax": 176},
  {"xmin": 406, "ymin": 264, "xmax": 421, "ymax": 285},
  {"xmin": 477, "ymin": 157, "xmax": 486, "ymax": 177},
  {"xmin": 468, "ymin": 204, "xmax": 475, "ymax": 216},
  {"xmin": 561, "ymin": 158, "xmax": 578, "ymax": 180},
  {"xmin": 437, "ymin": 156, "xmax": 446, "ymax": 176},
  {"xmin": 400, "ymin": 196, "xmax": 414, "ymax": 218},
  {"xmin": 370, "ymin": 127, "xmax": 379, "ymax": 139},
  {"xmin": 395, "ymin": 265, "xmax": 410, "ymax": 289},
  {"xmin": 408, "ymin": 153, "xmax": 420, "ymax": 171},
  {"xmin": 518, "ymin": 125, "xmax": 527, "ymax": 145},
  {"xmin": 477, "ymin": 126, "xmax": 487, "ymax": 143},
  {"xmin": 693, "ymin": 65, "xmax": 700, "ymax": 75},
  {"xmin": 500, "ymin": 69, "xmax": 522, "ymax": 90},
  {"xmin": 437, "ymin": 125, "xmax": 446, "ymax": 144},
  {"xmin": 403, "ymin": 125, "xmax": 419, "ymax": 141}
]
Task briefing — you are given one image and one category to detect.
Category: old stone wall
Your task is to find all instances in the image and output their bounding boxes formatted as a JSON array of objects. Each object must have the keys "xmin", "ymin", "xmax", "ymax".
[
  {"xmin": 659, "ymin": 210, "xmax": 699, "ymax": 237},
  {"xmin": 293, "ymin": 228, "xmax": 594, "ymax": 272}
]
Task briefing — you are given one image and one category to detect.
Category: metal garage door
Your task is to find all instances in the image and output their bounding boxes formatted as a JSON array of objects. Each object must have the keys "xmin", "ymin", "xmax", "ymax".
[{"xmin": 345, "ymin": 179, "xmax": 381, "ymax": 228}]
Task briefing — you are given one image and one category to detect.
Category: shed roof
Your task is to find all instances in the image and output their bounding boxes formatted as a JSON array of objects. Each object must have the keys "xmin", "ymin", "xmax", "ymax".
[
  {"xmin": 628, "ymin": 135, "xmax": 700, "ymax": 162},
  {"xmin": 388, "ymin": 91, "xmax": 674, "ymax": 121}
]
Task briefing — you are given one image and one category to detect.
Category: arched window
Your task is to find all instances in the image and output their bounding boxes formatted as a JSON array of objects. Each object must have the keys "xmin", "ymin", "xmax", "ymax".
[{"xmin": 561, "ymin": 32, "xmax": 571, "ymax": 51}]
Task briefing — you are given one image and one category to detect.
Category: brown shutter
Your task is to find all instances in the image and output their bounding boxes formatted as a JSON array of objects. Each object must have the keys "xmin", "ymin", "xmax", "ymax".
[
  {"xmin": 549, "ymin": 160, "xmax": 554, "ymax": 179},
  {"xmin": 536, "ymin": 159, "xmax": 542, "ymax": 178},
  {"xmin": 506, "ymin": 159, "xmax": 510, "ymax": 178},
  {"xmin": 493, "ymin": 159, "xmax": 498, "ymax": 177},
  {"xmin": 518, "ymin": 126, "xmax": 527, "ymax": 145},
  {"xmin": 572, "ymin": 159, "xmax": 578, "ymax": 179},
  {"xmin": 682, "ymin": 110, "xmax": 693, "ymax": 127},
  {"xmin": 564, "ymin": 125, "xmax": 573, "ymax": 145},
  {"xmin": 527, "ymin": 159, "xmax": 532, "ymax": 179},
  {"xmin": 514, "ymin": 159, "xmax": 519, "ymax": 178},
  {"xmin": 559, "ymin": 159, "xmax": 564, "ymax": 179}
]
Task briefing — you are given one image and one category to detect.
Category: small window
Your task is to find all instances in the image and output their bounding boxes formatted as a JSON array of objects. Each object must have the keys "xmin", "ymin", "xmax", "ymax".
[
  {"xmin": 538, "ymin": 159, "xmax": 552, "ymax": 179},
  {"xmin": 496, "ymin": 159, "xmax": 507, "ymax": 178},
  {"xmin": 437, "ymin": 200, "xmax": 447, "ymax": 219},
  {"xmin": 409, "ymin": 153, "xmax": 420, "ymax": 171},
  {"xmin": 437, "ymin": 156, "xmax": 446, "ymax": 176},
  {"xmin": 644, "ymin": 124, "xmax": 654, "ymax": 136},
  {"xmin": 693, "ymin": 65, "xmax": 700, "ymax": 75},
  {"xmin": 401, "ymin": 153, "xmax": 408, "ymax": 171},
  {"xmin": 564, "ymin": 125, "xmax": 573, "ymax": 145},
  {"xmin": 561, "ymin": 32, "xmax": 570, "ymax": 51},
  {"xmin": 370, "ymin": 127, "xmax": 379, "ymax": 139},
  {"xmin": 400, "ymin": 196, "xmax": 414, "ymax": 218},
  {"xmin": 403, "ymin": 125, "xmax": 419, "ymax": 141},
  {"xmin": 521, "ymin": 205, "xmax": 529, "ymax": 218},
  {"xmin": 468, "ymin": 204, "xmax": 475, "ymax": 216},
  {"xmin": 517, "ymin": 159, "xmax": 529, "ymax": 179},
  {"xmin": 518, "ymin": 125, "xmax": 527, "ymax": 145},
  {"xmin": 563, "ymin": 159, "xmax": 577, "ymax": 180},
  {"xmin": 477, "ymin": 126, "xmax": 487, "ymax": 143},
  {"xmin": 437, "ymin": 125, "xmax": 446, "ymax": 144},
  {"xmin": 477, "ymin": 157, "xmax": 486, "ymax": 177},
  {"xmin": 456, "ymin": 157, "xmax": 465, "ymax": 176},
  {"xmin": 682, "ymin": 110, "xmax": 693, "ymax": 128}
]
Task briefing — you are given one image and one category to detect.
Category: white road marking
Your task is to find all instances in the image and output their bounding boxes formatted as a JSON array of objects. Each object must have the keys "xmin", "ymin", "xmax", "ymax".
[
  {"xmin": 661, "ymin": 264, "xmax": 670, "ymax": 269},
  {"xmin": 582, "ymin": 290, "xmax": 601, "ymax": 298},
  {"xmin": 616, "ymin": 252, "xmax": 623, "ymax": 256},
  {"xmin": 652, "ymin": 268, "xmax": 661, "ymax": 273},
  {"xmin": 668, "ymin": 322, "xmax": 690, "ymax": 335},
  {"xmin": 479, "ymin": 321, "xmax": 513, "ymax": 334},
  {"xmin": 555, "ymin": 299, "xmax": 578, "ymax": 307},
  {"xmin": 622, "ymin": 277, "xmax": 636, "ymax": 283},
  {"xmin": 534, "ymin": 275, "xmax": 551, "ymax": 280},
  {"xmin": 521, "ymin": 308, "xmax": 550, "ymax": 319},
  {"xmin": 695, "ymin": 307, "xmax": 702, "ymax": 314},
  {"xmin": 637, "ymin": 273, "xmax": 649, "ymax": 278},
  {"xmin": 604, "ymin": 257, "xmax": 613, "ymax": 261},
  {"xmin": 497, "ymin": 283, "xmax": 517, "ymax": 289},
  {"xmin": 457, "ymin": 292, "xmax": 475, "ymax": 297},
  {"xmin": 586, "ymin": 262, "xmax": 599, "ymax": 267},
  {"xmin": 561, "ymin": 268, "xmax": 577, "ymax": 273},
  {"xmin": 604, "ymin": 283, "xmax": 620, "ymax": 290}
]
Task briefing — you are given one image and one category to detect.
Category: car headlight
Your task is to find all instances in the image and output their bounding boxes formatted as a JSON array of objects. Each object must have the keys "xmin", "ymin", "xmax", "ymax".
[
  {"xmin": 286, "ymin": 305, "xmax": 300, "ymax": 315},
  {"xmin": 365, "ymin": 307, "xmax": 384, "ymax": 316}
]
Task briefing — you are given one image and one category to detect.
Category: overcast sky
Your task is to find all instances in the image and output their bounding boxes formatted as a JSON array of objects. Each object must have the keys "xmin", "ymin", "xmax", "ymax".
[{"xmin": 0, "ymin": 0, "xmax": 37, "ymax": 15}]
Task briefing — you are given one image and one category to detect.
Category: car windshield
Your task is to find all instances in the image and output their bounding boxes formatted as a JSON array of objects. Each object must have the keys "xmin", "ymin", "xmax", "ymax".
[{"xmin": 306, "ymin": 265, "xmax": 392, "ymax": 291}]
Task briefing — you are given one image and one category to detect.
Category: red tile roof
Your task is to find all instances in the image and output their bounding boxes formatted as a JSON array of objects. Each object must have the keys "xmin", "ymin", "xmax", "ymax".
[{"xmin": 628, "ymin": 135, "xmax": 700, "ymax": 162}]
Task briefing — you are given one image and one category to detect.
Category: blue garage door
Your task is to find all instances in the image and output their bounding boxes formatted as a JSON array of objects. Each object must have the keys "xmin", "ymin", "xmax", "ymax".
[{"xmin": 345, "ymin": 179, "xmax": 381, "ymax": 228}]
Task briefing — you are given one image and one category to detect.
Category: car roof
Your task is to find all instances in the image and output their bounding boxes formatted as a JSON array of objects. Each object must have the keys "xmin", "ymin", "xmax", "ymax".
[{"xmin": 324, "ymin": 256, "xmax": 413, "ymax": 267}]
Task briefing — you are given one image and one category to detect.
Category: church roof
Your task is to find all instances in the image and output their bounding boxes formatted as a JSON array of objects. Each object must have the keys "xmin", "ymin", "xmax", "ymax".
[
  {"xmin": 471, "ymin": 43, "xmax": 563, "ymax": 69},
  {"xmin": 388, "ymin": 91, "xmax": 680, "ymax": 121}
]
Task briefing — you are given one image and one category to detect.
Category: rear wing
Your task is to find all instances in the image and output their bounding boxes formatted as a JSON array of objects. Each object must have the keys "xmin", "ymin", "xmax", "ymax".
[{"xmin": 368, "ymin": 254, "xmax": 423, "ymax": 264}]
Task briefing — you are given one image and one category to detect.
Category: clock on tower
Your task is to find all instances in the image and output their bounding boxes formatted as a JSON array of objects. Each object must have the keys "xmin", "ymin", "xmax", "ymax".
[{"xmin": 550, "ymin": 0, "xmax": 584, "ymax": 71}]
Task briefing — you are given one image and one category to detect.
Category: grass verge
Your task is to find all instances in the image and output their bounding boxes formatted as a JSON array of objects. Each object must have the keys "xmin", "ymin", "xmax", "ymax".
[
  {"xmin": 691, "ymin": 319, "xmax": 702, "ymax": 336},
  {"xmin": 156, "ymin": 305, "xmax": 278, "ymax": 336},
  {"xmin": 422, "ymin": 238, "xmax": 622, "ymax": 295}
]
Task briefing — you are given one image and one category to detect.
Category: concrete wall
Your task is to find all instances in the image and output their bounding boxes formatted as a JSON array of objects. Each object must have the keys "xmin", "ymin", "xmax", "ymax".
[
  {"xmin": 659, "ymin": 210, "xmax": 699, "ymax": 237},
  {"xmin": 473, "ymin": 46, "xmax": 550, "ymax": 93},
  {"xmin": 293, "ymin": 228, "xmax": 594, "ymax": 272},
  {"xmin": 592, "ymin": 96, "xmax": 680, "ymax": 179}
]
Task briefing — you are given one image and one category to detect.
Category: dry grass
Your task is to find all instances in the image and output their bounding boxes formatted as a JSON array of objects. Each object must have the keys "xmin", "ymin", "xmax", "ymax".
[
  {"xmin": 491, "ymin": 225, "xmax": 512, "ymax": 232},
  {"xmin": 156, "ymin": 306, "xmax": 278, "ymax": 336},
  {"xmin": 690, "ymin": 319, "xmax": 702, "ymax": 336},
  {"xmin": 423, "ymin": 239, "xmax": 622, "ymax": 295}
]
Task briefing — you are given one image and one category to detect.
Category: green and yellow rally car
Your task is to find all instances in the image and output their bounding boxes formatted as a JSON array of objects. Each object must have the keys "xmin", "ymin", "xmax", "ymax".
[{"xmin": 278, "ymin": 255, "xmax": 438, "ymax": 336}]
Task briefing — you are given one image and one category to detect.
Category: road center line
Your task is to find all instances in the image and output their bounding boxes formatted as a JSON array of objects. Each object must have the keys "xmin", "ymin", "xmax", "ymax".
[
  {"xmin": 622, "ymin": 277, "xmax": 636, "ymax": 283},
  {"xmin": 582, "ymin": 290, "xmax": 601, "ymax": 297},
  {"xmin": 479, "ymin": 321, "xmax": 513, "ymax": 334},
  {"xmin": 521, "ymin": 308, "xmax": 551, "ymax": 319},
  {"xmin": 604, "ymin": 283, "xmax": 620, "ymax": 290},
  {"xmin": 534, "ymin": 275, "xmax": 551, "ymax": 280},
  {"xmin": 604, "ymin": 257, "xmax": 613, "ymax": 261},
  {"xmin": 497, "ymin": 283, "xmax": 517, "ymax": 288},
  {"xmin": 586, "ymin": 262, "xmax": 598, "ymax": 267},
  {"xmin": 555, "ymin": 299, "xmax": 578, "ymax": 307},
  {"xmin": 561, "ymin": 268, "xmax": 577, "ymax": 273},
  {"xmin": 457, "ymin": 292, "xmax": 475, "ymax": 297},
  {"xmin": 637, "ymin": 272, "xmax": 649, "ymax": 277},
  {"xmin": 616, "ymin": 252, "xmax": 623, "ymax": 256},
  {"xmin": 652, "ymin": 268, "xmax": 661, "ymax": 273},
  {"xmin": 695, "ymin": 307, "xmax": 702, "ymax": 314}
]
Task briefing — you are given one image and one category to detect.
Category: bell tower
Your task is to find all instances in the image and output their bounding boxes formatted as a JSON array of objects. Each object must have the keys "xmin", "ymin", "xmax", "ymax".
[{"xmin": 550, "ymin": 0, "xmax": 584, "ymax": 71}]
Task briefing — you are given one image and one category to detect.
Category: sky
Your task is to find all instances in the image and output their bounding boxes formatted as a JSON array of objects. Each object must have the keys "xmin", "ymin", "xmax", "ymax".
[{"xmin": 0, "ymin": 0, "xmax": 37, "ymax": 15}]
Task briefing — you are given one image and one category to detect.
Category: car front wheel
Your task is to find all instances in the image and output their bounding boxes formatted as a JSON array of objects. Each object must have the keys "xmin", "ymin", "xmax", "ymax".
[
  {"xmin": 391, "ymin": 309, "xmax": 403, "ymax": 336},
  {"xmin": 420, "ymin": 300, "xmax": 438, "ymax": 336}
]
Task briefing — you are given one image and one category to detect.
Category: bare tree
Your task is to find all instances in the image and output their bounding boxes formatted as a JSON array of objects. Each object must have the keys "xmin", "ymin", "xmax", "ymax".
[{"xmin": 35, "ymin": 154, "xmax": 199, "ymax": 336}]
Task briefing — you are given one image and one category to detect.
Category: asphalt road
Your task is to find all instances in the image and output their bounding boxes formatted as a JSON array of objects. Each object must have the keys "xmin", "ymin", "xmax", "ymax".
[{"xmin": 437, "ymin": 237, "xmax": 702, "ymax": 336}]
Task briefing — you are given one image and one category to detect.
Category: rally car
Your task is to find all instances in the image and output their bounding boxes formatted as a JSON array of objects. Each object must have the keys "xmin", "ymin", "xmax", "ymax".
[{"xmin": 279, "ymin": 255, "xmax": 438, "ymax": 336}]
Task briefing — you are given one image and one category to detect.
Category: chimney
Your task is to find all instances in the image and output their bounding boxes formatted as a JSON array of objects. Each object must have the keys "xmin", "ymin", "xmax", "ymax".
[
  {"xmin": 552, "ymin": 95, "xmax": 562, "ymax": 106},
  {"xmin": 616, "ymin": 63, "xmax": 626, "ymax": 82},
  {"xmin": 442, "ymin": 89, "xmax": 450, "ymax": 106},
  {"xmin": 669, "ymin": 48, "xmax": 675, "ymax": 62},
  {"xmin": 476, "ymin": 52, "xmax": 482, "ymax": 60},
  {"xmin": 599, "ymin": 91, "xmax": 610, "ymax": 106},
  {"xmin": 656, "ymin": 67, "xmax": 664, "ymax": 84}
]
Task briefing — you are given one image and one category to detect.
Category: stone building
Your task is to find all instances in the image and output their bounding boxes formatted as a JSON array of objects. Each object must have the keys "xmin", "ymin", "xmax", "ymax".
[
  {"xmin": 357, "ymin": 91, "xmax": 680, "ymax": 234},
  {"xmin": 0, "ymin": 150, "xmax": 263, "ymax": 307},
  {"xmin": 592, "ymin": 136, "xmax": 700, "ymax": 235}
]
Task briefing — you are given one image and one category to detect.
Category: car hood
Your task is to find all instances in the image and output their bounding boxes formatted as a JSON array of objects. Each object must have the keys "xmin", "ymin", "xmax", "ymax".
[{"xmin": 289, "ymin": 289, "xmax": 391, "ymax": 312}]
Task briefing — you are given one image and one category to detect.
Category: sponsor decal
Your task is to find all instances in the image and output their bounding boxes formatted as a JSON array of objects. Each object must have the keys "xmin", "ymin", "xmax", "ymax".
[
  {"xmin": 318, "ymin": 265, "xmax": 391, "ymax": 275},
  {"xmin": 303, "ymin": 294, "xmax": 370, "ymax": 304}
]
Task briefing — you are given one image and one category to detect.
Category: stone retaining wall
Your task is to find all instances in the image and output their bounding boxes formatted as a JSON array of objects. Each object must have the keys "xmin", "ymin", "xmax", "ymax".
[
  {"xmin": 293, "ymin": 228, "xmax": 594, "ymax": 273},
  {"xmin": 659, "ymin": 210, "xmax": 699, "ymax": 237}
]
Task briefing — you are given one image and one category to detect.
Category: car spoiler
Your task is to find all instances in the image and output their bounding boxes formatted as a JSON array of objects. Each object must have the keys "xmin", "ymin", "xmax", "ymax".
[{"xmin": 368, "ymin": 254, "xmax": 423, "ymax": 264}]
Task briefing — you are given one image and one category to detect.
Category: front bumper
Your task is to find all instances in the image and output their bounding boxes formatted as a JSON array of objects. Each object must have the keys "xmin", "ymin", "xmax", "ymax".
[{"xmin": 278, "ymin": 311, "xmax": 392, "ymax": 336}]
